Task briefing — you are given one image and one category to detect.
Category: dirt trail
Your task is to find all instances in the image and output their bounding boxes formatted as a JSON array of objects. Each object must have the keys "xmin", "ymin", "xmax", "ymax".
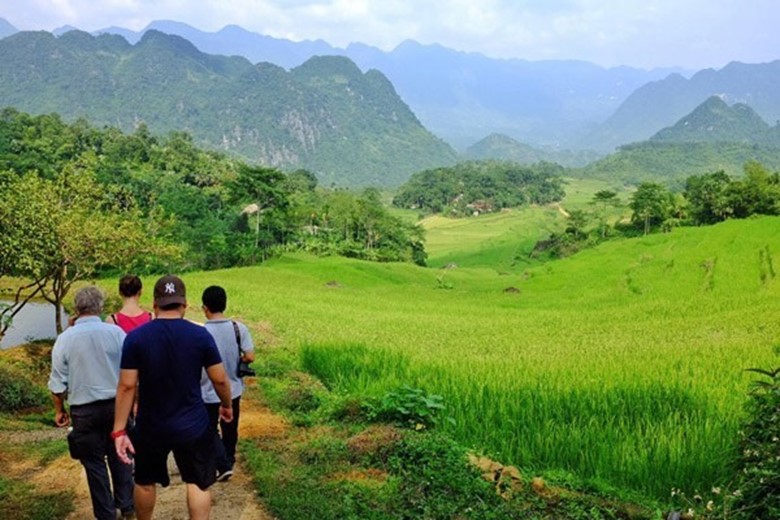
[
  {"xmin": 63, "ymin": 399, "xmax": 286, "ymax": 520},
  {"xmin": 4, "ymin": 395, "xmax": 284, "ymax": 519}
]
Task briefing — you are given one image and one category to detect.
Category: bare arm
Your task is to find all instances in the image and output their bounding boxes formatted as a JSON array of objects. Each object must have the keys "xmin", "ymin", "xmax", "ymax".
[
  {"xmin": 113, "ymin": 369, "xmax": 138, "ymax": 464},
  {"xmin": 206, "ymin": 363, "xmax": 234, "ymax": 423}
]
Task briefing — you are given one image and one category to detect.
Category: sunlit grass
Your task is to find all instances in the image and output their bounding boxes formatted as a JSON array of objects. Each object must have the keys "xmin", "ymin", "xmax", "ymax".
[{"xmin": 112, "ymin": 215, "xmax": 780, "ymax": 501}]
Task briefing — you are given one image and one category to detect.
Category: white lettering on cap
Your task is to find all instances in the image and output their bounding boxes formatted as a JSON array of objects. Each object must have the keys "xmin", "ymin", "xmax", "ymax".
[{"xmin": 165, "ymin": 282, "xmax": 176, "ymax": 294}]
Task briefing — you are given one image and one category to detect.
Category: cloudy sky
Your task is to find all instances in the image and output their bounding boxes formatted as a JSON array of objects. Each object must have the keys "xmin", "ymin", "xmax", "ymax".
[{"xmin": 2, "ymin": 0, "xmax": 777, "ymax": 70}]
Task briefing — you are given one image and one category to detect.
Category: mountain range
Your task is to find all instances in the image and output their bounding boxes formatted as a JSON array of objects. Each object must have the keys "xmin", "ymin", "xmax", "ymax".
[
  {"xmin": 77, "ymin": 20, "xmax": 780, "ymax": 154},
  {"xmin": 1, "ymin": 17, "xmax": 780, "ymax": 187},
  {"xmin": 0, "ymin": 29, "xmax": 457, "ymax": 186},
  {"xmin": 0, "ymin": 18, "xmax": 684, "ymax": 151},
  {"xmin": 578, "ymin": 96, "xmax": 780, "ymax": 184}
]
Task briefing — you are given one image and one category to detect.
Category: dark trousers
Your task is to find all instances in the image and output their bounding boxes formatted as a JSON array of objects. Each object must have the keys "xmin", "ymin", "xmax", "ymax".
[
  {"xmin": 69, "ymin": 399, "xmax": 134, "ymax": 520},
  {"xmin": 205, "ymin": 396, "xmax": 241, "ymax": 472}
]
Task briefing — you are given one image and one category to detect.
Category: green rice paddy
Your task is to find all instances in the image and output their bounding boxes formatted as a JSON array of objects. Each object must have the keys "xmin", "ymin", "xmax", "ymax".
[{"xmin": 152, "ymin": 210, "xmax": 778, "ymax": 501}]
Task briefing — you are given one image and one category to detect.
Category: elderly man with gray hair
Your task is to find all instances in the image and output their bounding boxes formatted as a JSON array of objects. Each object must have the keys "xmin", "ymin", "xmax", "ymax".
[{"xmin": 48, "ymin": 285, "xmax": 135, "ymax": 520}]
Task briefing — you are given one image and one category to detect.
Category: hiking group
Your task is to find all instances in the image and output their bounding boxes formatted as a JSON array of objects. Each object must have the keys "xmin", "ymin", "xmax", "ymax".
[{"xmin": 47, "ymin": 274, "xmax": 256, "ymax": 520}]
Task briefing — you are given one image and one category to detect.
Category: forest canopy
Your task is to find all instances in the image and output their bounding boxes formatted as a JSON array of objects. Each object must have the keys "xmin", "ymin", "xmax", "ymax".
[
  {"xmin": 392, "ymin": 160, "xmax": 565, "ymax": 216},
  {"xmin": 0, "ymin": 108, "xmax": 428, "ymax": 277}
]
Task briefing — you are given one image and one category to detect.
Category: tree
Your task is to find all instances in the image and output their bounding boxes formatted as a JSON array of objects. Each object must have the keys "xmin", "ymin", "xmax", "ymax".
[
  {"xmin": 629, "ymin": 182, "xmax": 675, "ymax": 235},
  {"xmin": 0, "ymin": 173, "xmax": 58, "ymax": 339},
  {"xmin": 726, "ymin": 161, "xmax": 780, "ymax": 218},
  {"xmin": 684, "ymin": 170, "xmax": 732, "ymax": 225},
  {"xmin": 4, "ymin": 161, "xmax": 181, "ymax": 333},
  {"xmin": 228, "ymin": 165, "xmax": 289, "ymax": 262},
  {"xmin": 589, "ymin": 190, "xmax": 621, "ymax": 238}
]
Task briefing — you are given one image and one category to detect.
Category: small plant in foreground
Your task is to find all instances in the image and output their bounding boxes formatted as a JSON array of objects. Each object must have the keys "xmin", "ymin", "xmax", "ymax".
[
  {"xmin": 364, "ymin": 385, "xmax": 453, "ymax": 430},
  {"xmin": 0, "ymin": 366, "xmax": 48, "ymax": 412},
  {"xmin": 731, "ymin": 363, "xmax": 780, "ymax": 519}
]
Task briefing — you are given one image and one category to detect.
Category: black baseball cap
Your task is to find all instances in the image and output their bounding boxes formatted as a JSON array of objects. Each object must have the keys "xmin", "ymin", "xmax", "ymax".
[{"xmin": 153, "ymin": 275, "xmax": 187, "ymax": 306}]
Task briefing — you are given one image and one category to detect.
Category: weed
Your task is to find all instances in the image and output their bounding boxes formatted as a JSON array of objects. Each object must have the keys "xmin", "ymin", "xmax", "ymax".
[
  {"xmin": 731, "ymin": 361, "xmax": 780, "ymax": 518},
  {"xmin": 364, "ymin": 385, "xmax": 452, "ymax": 430},
  {"xmin": 0, "ymin": 366, "xmax": 48, "ymax": 412}
]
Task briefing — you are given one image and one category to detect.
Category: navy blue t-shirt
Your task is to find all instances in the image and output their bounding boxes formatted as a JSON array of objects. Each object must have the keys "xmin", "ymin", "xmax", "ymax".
[{"xmin": 121, "ymin": 318, "xmax": 222, "ymax": 444}]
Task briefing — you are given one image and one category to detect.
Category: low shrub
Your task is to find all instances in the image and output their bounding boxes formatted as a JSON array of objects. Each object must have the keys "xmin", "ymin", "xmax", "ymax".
[
  {"xmin": 0, "ymin": 366, "xmax": 48, "ymax": 412},
  {"xmin": 364, "ymin": 385, "xmax": 453, "ymax": 430},
  {"xmin": 731, "ymin": 364, "xmax": 780, "ymax": 519}
]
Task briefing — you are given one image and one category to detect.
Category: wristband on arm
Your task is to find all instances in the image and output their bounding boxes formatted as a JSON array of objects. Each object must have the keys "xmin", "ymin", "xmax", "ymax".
[{"xmin": 110, "ymin": 429, "xmax": 127, "ymax": 440}]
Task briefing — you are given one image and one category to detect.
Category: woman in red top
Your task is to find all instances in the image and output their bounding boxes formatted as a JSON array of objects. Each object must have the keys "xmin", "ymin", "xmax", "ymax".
[{"xmin": 106, "ymin": 275, "xmax": 153, "ymax": 333}]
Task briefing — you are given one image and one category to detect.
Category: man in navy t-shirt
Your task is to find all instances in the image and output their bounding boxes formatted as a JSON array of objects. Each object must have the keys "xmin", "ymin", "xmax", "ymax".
[{"xmin": 112, "ymin": 275, "xmax": 233, "ymax": 520}]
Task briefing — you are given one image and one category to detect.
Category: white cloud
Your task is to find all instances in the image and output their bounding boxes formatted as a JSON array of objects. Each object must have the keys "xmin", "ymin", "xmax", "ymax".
[{"xmin": 1, "ymin": 0, "xmax": 778, "ymax": 69}]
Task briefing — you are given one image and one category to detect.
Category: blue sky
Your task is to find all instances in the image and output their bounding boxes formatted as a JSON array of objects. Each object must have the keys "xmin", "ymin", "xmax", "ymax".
[{"xmin": 2, "ymin": 0, "xmax": 777, "ymax": 70}]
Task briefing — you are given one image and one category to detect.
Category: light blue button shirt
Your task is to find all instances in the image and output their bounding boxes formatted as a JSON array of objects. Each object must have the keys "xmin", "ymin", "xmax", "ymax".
[
  {"xmin": 47, "ymin": 316, "xmax": 127, "ymax": 406},
  {"xmin": 200, "ymin": 319, "xmax": 255, "ymax": 403}
]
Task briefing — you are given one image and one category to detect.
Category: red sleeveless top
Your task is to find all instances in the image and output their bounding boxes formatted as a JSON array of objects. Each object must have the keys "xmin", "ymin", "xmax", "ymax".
[{"xmin": 112, "ymin": 312, "xmax": 153, "ymax": 333}]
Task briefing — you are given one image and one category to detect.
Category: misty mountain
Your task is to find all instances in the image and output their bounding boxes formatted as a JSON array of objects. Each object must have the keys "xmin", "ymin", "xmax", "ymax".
[
  {"xmin": 0, "ymin": 29, "xmax": 457, "ymax": 186},
  {"xmin": 650, "ymin": 96, "xmax": 771, "ymax": 144},
  {"xmin": 90, "ymin": 20, "xmax": 681, "ymax": 150},
  {"xmin": 464, "ymin": 133, "xmax": 602, "ymax": 167},
  {"xmin": 583, "ymin": 61, "xmax": 780, "ymax": 151},
  {"xmin": 580, "ymin": 97, "xmax": 780, "ymax": 184}
]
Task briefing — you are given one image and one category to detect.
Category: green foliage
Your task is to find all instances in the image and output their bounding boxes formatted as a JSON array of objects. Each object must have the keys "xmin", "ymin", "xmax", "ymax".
[
  {"xmin": 393, "ymin": 160, "xmax": 565, "ymax": 215},
  {"xmin": 294, "ymin": 188, "xmax": 428, "ymax": 265},
  {"xmin": 731, "ymin": 362, "xmax": 780, "ymax": 519},
  {"xmin": 579, "ymin": 141, "xmax": 780, "ymax": 185},
  {"xmin": 629, "ymin": 182, "xmax": 677, "ymax": 235},
  {"xmin": 0, "ymin": 31, "xmax": 457, "ymax": 187},
  {"xmin": 684, "ymin": 163, "xmax": 780, "ymax": 225},
  {"xmin": 381, "ymin": 433, "xmax": 521, "ymax": 519},
  {"xmin": 0, "ymin": 366, "xmax": 48, "ymax": 412},
  {"xmin": 364, "ymin": 386, "xmax": 451, "ymax": 430},
  {"xmin": 0, "ymin": 476, "xmax": 73, "ymax": 520},
  {"xmin": 0, "ymin": 109, "xmax": 429, "ymax": 276}
]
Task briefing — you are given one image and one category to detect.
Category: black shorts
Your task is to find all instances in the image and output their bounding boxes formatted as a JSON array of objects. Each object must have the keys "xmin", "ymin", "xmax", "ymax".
[{"xmin": 132, "ymin": 428, "xmax": 217, "ymax": 491}]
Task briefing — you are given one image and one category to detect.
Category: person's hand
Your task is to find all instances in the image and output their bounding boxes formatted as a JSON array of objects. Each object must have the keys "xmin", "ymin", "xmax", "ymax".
[
  {"xmin": 54, "ymin": 410, "xmax": 70, "ymax": 428},
  {"xmin": 115, "ymin": 434, "xmax": 135, "ymax": 465},
  {"xmin": 219, "ymin": 404, "xmax": 234, "ymax": 423}
]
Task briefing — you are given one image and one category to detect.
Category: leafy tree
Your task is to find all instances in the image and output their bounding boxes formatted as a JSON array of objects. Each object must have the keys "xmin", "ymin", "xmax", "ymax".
[
  {"xmin": 393, "ymin": 160, "xmax": 565, "ymax": 216},
  {"xmin": 684, "ymin": 170, "xmax": 733, "ymax": 224},
  {"xmin": 629, "ymin": 182, "xmax": 675, "ymax": 235},
  {"xmin": 17, "ymin": 163, "xmax": 180, "ymax": 332},
  {"xmin": 228, "ymin": 165, "xmax": 290, "ymax": 262},
  {"xmin": 589, "ymin": 190, "xmax": 621, "ymax": 238},
  {"xmin": 726, "ymin": 161, "xmax": 780, "ymax": 218},
  {"xmin": 0, "ymin": 172, "xmax": 58, "ymax": 339}
]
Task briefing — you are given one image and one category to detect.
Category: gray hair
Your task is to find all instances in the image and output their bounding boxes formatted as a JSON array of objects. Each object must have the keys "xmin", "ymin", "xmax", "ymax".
[{"xmin": 74, "ymin": 286, "xmax": 105, "ymax": 315}]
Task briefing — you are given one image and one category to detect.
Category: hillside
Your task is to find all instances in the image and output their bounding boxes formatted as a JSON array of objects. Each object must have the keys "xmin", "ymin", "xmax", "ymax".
[
  {"xmin": 583, "ymin": 60, "xmax": 780, "ymax": 151},
  {"xmin": 465, "ymin": 133, "xmax": 603, "ymax": 167},
  {"xmin": 80, "ymin": 20, "xmax": 680, "ymax": 149},
  {"xmin": 175, "ymin": 215, "xmax": 780, "ymax": 502},
  {"xmin": 580, "ymin": 96, "xmax": 780, "ymax": 184},
  {"xmin": 650, "ymin": 96, "xmax": 773, "ymax": 143},
  {"xmin": 0, "ymin": 29, "xmax": 457, "ymax": 187}
]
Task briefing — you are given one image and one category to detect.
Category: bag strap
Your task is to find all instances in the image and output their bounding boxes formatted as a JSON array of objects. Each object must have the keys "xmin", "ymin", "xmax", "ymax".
[
  {"xmin": 110, "ymin": 314, "xmax": 118, "ymax": 325},
  {"xmin": 231, "ymin": 321, "xmax": 241, "ymax": 357}
]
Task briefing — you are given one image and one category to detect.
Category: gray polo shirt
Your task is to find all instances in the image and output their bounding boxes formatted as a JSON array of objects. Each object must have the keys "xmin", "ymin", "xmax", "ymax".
[
  {"xmin": 200, "ymin": 319, "xmax": 255, "ymax": 403},
  {"xmin": 48, "ymin": 316, "xmax": 126, "ymax": 406}
]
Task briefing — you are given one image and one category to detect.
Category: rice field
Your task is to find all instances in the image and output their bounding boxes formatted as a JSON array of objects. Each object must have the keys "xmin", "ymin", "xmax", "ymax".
[{"xmin": 143, "ymin": 214, "xmax": 778, "ymax": 501}]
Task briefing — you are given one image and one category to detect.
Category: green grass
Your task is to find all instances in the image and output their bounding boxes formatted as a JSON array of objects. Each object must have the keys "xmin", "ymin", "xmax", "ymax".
[
  {"xmin": 419, "ymin": 177, "xmax": 632, "ymax": 272},
  {"xmin": 0, "ymin": 476, "xmax": 73, "ymax": 520},
  {"xmin": 101, "ymin": 214, "xmax": 779, "ymax": 503}
]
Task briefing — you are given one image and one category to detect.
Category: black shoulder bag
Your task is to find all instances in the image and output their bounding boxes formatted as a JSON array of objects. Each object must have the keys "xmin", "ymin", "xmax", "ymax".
[{"xmin": 233, "ymin": 321, "xmax": 256, "ymax": 378}]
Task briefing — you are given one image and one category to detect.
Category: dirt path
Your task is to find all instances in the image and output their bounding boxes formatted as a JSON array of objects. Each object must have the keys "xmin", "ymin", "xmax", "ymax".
[{"xmin": 4, "ymin": 395, "xmax": 284, "ymax": 519}]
